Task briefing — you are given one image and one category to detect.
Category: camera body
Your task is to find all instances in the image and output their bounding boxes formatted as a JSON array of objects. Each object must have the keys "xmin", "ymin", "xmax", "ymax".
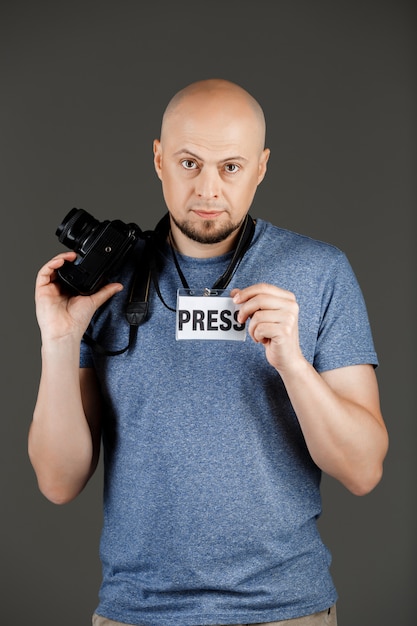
[{"xmin": 56, "ymin": 208, "xmax": 141, "ymax": 295}]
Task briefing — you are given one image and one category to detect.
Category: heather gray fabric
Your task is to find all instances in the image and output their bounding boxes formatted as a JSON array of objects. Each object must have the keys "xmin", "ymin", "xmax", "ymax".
[
  {"xmin": 81, "ymin": 219, "xmax": 376, "ymax": 625},
  {"xmin": 93, "ymin": 603, "xmax": 337, "ymax": 625}
]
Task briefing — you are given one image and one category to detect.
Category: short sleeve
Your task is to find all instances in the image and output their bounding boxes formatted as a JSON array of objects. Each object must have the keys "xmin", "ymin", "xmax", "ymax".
[{"xmin": 313, "ymin": 251, "xmax": 378, "ymax": 372}]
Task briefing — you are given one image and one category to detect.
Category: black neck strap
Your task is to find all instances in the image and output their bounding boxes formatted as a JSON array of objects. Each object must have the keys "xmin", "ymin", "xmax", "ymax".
[
  {"xmin": 84, "ymin": 213, "xmax": 256, "ymax": 356},
  {"xmin": 168, "ymin": 213, "xmax": 255, "ymax": 291}
]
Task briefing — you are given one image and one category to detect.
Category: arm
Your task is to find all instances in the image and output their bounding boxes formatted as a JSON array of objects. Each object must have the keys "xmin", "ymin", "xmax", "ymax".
[
  {"xmin": 233, "ymin": 283, "xmax": 389, "ymax": 496},
  {"xmin": 28, "ymin": 252, "xmax": 123, "ymax": 504}
]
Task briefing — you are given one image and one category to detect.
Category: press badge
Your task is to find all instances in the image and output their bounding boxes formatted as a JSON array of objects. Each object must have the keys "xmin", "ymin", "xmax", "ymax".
[{"xmin": 176, "ymin": 289, "xmax": 247, "ymax": 341}]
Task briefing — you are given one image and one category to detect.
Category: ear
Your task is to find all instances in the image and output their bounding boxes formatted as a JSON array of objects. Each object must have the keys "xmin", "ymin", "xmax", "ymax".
[
  {"xmin": 153, "ymin": 139, "xmax": 163, "ymax": 180},
  {"xmin": 257, "ymin": 148, "xmax": 270, "ymax": 185}
]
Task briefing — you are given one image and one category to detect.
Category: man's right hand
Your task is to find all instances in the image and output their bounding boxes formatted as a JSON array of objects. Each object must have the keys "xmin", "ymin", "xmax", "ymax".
[{"xmin": 35, "ymin": 251, "xmax": 124, "ymax": 344}]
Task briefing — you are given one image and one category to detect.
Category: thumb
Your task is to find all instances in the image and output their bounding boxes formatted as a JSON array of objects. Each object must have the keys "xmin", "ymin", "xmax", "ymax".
[{"xmin": 90, "ymin": 282, "xmax": 124, "ymax": 310}]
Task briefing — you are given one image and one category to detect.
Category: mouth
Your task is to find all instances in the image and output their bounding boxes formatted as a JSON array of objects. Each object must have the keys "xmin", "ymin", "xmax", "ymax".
[{"xmin": 192, "ymin": 209, "xmax": 225, "ymax": 220}]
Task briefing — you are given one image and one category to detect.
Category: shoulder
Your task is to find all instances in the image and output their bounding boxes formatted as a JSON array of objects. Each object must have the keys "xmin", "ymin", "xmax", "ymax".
[
  {"xmin": 252, "ymin": 218, "xmax": 349, "ymax": 273},
  {"xmin": 255, "ymin": 218, "xmax": 342, "ymax": 254}
]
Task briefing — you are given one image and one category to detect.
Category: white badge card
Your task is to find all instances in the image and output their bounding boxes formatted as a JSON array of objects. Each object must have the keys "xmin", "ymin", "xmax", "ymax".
[{"xmin": 176, "ymin": 289, "xmax": 247, "ymax": 341}]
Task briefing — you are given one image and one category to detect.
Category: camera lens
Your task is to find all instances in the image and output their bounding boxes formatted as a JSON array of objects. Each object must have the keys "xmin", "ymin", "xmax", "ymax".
[{"xmin": 56, "ymin": 208, "xmax": 100, "ymax": 251}]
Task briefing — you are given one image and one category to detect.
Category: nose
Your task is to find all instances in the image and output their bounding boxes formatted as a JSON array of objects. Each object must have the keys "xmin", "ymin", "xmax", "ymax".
[{"xmin": 195, "ymin": 166, "xmax": 221, "ymax": 200}]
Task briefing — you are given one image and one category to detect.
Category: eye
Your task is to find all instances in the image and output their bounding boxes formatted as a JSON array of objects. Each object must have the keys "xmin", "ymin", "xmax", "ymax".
[
  {"xmin": 224, "ymin": 163, "xmax": 240, "ymax": 173},
  {"xmin": 181, "ymin": 159, "xmax": 198, "ymax": 170}
]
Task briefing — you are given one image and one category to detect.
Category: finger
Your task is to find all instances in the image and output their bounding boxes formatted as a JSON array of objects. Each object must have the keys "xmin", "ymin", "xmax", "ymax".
[
  {"xmin": 251, "ymin": 322, "xmax": 280, "ymax": 344},
  {"xmin": 246, "ymin": 307, "xmax": 286, "ymax": 335},
  {"xmin": 249, "ymin": 315, "xmax": 293, "ymax": 344},
  {"xmin": 237, "ymin": 294, "xmax": 298, "ymax": 324},
  {"xmin": 233, "ymin": 283, "xmax": 294, "ymax": 304},
  {"xmin": 42, "ymin": 251, "xmax": 78, "ymax": 269},
  {"xmin": 36, "ymin": 252, "xmax": 77, "ymax": 287},
  {"xmin": 89, "ymin": 283, "xmax": 124, "ymax": 309}
]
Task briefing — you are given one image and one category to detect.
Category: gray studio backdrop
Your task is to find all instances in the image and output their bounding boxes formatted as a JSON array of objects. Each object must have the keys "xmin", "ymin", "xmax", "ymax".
[{"xmin": 1, "ymin": 1, "xmax": 415, "ymax": 625}]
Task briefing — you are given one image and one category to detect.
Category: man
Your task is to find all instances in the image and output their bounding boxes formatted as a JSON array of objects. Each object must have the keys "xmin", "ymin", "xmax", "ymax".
[{"xmin": 29, "ymin": 79, "xmax": 388, "ymax": 626}]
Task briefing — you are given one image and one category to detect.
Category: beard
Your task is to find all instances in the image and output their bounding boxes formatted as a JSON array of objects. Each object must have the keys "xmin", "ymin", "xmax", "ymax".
[{"xmin": 170, "ymin": 212, "xmax": 244, "ymax": 245}]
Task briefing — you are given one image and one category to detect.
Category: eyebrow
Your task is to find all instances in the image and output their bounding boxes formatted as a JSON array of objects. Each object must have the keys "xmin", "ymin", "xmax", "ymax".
[{"xmin": 173, "ymin": 149, "xmax": 248, "ymax": 164}]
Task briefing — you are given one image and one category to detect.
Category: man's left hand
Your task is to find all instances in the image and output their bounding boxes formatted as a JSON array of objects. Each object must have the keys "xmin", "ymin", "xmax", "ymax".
[{"xmin": 232, "ymin": 283, "xmax": 305, "ymax": 374}]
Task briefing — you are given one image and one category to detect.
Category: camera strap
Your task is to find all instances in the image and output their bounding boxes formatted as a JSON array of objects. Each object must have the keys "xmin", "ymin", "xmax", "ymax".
[
  {"xmin": 83, "ymin": 212, "xmax": 255, "ymax": 356},
  {"xmin": 168, "ymin": 213, "xmax": 255, "ymax": 292},
  {"xmin": 82, "ymin": 214, "xmax": 172, "ymax": 356}
]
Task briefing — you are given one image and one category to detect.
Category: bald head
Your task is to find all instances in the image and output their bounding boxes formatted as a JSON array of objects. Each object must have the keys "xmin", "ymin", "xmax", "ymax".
[
  {"xmin": 153, "ymin": 79, "xmax": 270, "ymax": 256},
  {"xmin": 160, "ymin": 79, "xmax": 267, "ymax": 153}
]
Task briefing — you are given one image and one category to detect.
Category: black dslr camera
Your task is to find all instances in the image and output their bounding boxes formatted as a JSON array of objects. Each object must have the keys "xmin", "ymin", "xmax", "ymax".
[{"xmin": 56, "ymin": 208, "xmax": 141, "ymax": 295}]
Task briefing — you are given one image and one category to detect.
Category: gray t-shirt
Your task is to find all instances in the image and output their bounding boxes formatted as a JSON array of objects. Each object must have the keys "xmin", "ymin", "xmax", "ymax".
[{"xmin": 81, "ymin": 218, "xmax": 377, "ymax": 625}]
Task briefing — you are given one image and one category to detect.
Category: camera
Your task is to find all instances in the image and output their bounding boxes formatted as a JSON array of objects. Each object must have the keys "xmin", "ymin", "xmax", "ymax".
[{"xmin": 56, "ymin": 208, "xmax": 141, "ymax": 295}]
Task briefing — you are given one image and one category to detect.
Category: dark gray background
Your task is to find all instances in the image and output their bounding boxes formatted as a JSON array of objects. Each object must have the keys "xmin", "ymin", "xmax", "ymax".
[{"xmin": 1, "ymin": 1, "xmax": 415, "ymax": 625}]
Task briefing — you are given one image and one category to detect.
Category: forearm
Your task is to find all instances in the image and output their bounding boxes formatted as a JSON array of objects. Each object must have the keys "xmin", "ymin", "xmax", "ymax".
[
  {"xmin": 29, "ymin": 339, "xmax": 97, "ymax": 504},
  {"xmin": 279, "ymin": 360, "xmax": 388, "ymax": 495}
]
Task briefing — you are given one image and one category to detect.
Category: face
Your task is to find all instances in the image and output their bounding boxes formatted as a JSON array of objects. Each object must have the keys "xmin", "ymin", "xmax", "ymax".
[{"xmin": 153, "ymin": 94, "xmax": 269, "ymax": 256}]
